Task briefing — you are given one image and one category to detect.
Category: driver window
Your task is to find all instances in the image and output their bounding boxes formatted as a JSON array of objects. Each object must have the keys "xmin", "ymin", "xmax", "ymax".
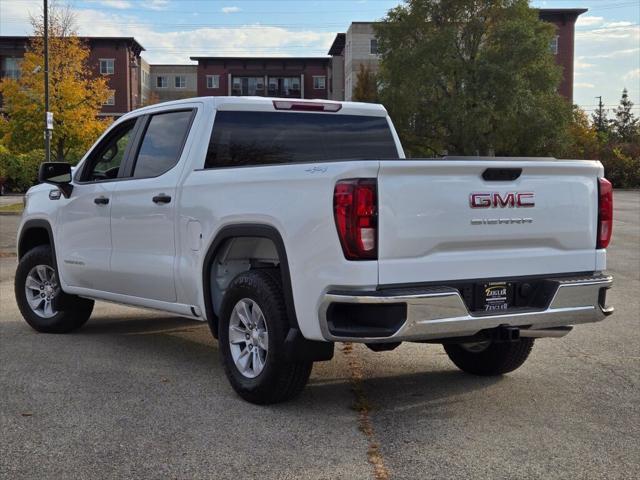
[{"xmin": 81, "ymin": 120, "xmax": 136, "ymax": 182}]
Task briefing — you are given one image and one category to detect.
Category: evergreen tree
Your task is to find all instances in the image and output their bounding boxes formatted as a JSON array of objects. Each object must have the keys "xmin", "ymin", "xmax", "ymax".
[{"xmin": 611, "ymin": 88, "xmax": 639, "ymax": 142}]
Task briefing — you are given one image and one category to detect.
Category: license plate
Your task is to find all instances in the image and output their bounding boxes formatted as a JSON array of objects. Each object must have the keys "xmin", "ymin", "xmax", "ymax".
[{"xmin": 481, "ymin": 282, "xmax": 512, "ymax": 312}]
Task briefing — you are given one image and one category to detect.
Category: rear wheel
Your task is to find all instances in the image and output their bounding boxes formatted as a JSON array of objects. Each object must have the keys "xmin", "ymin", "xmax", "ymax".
[
  {"xmin": 443, "ymin": 338, "xmax": 534, "ymax": 376},
  {"xmin": 15, "ymin": 245, "xmax": 94, "ymax": 333},
  {"xmin": 218, "ymin": 270, "xmax": 313, "ymax": 404}
]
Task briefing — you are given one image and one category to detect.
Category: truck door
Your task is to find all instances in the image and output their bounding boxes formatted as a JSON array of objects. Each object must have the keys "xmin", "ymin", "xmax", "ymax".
[
  {"xmin": 108, "ymin": 109, "xmax": 195, "ymax": 302},
  {"xmin": 57, "ymin": 118, "xmax": 140, "ymax": 291}
]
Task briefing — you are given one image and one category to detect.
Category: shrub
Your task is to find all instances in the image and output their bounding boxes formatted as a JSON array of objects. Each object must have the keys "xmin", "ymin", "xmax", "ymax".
[
  {"xmin": 600, "ymin": 144, "xmax": 640, "ymax": 188},
  {"xmin": 0, "ymin": 147, "xmax": 45, "ymax": 192}
]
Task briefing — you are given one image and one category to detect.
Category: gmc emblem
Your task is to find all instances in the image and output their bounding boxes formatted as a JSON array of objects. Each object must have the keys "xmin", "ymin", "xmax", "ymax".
[{"xmin": 470, "ymin": 192, "xmax": 535, "ymax": 208}]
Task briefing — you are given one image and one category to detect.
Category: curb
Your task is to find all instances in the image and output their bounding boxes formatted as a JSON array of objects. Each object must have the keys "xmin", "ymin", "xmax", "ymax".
[{"xmin": 0, "ymin": 212, "xmax": 21, "ymax": 216}]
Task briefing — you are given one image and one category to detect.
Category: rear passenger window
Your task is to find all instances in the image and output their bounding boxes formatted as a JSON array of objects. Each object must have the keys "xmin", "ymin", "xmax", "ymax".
[
  {"xmin": 133, "ymin": 110, "xmax": 193, "ymax": 178},
  {"xmin": 204, "ymin": 111, "xmax": 398, "ymax": 168}
]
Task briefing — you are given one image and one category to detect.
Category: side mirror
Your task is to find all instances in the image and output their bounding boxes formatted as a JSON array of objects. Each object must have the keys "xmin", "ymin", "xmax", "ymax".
[{"xmin": 38, "ymin": 162, "xmax": 73, "ymax": 198}]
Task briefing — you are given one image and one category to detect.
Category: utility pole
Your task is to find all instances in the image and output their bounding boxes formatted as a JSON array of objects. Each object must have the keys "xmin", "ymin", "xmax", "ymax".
[
  {"xmin": 595, "ymin": 96, "xmax": 604, "ymax": 132},
  {"xmin": 43, "ymin": 0, "xmax": 52, "ymax": 162}
]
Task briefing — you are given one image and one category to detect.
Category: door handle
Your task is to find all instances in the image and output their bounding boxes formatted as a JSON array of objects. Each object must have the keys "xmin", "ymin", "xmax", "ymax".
[
  {"xmin": 94, "ymin": 196, "xmax": 109, "ymax": 205},
  {"xmin": 152, "ymin": 193, "xmax": 172, "ymax": 204}
]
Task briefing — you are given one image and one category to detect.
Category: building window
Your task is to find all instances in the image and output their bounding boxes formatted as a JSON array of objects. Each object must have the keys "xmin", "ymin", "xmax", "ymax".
[
  {"xmin": 206, "ymin": 75, "xmax": 220, "ymax": 89},
  {"xmin": 2, "ymin": 57, "xmax": 22, "ymax": 79},
  {"xmin": 267, "ymin": 77, "xmax": 301, "ymax": 98},
  {"xmin": 550, "ymin": 35, "xmax": 559, "ymax": 55},
  {"xmin": 232, "ymin": 76, "xmax": 266, "ymax": 96},
  {"xmin": 370, "ymin": 38, "xmax": 378, "ymax": 55},
  {"xmin": 99, "ymin": 58, "xmax": 114, "ymax": 75},
  {"xmin": 313, "ymin": 76, "xmax": 326, "ymax": 90},
  {"xmin": 175, "ymin": 76, "xmax": 186, "ymax": 88},
  {"xmin": 156, "ymin": 76, "xmax": 167, "ymax": 88},
  {"xmin": 103, "ymin": 91, "xmax": 115, "ymax": 106}
]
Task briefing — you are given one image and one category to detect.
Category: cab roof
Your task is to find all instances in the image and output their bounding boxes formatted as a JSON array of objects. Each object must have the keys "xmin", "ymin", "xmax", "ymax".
[{"xmin": 126, "ymin": 96, "xmax": 388, "ymax": 118}]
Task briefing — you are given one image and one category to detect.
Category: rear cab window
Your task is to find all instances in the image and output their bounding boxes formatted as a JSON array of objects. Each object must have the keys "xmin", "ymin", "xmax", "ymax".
[
  {"xmin": 133, "ymin": 110, "xmax": 194, "ymax": 178},
  {"xmin": 204, "ymin": 111, "xmax": 399, "ymax": 168}
]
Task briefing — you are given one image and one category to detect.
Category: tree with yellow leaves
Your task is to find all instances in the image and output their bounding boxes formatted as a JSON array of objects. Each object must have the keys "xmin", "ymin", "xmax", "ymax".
[
  {"xmin": 0, "ymin": 4, "xmax": 111, "ymax": 162},
  {"xmin": 352, "ymin": 64, "xmax": 379, "ymax": 103}
]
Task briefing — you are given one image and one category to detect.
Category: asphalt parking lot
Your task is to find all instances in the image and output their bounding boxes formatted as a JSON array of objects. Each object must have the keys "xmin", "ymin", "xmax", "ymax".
[{"xmin": 1, "ymin": 191, "xmax": 638, "ymax": 479}]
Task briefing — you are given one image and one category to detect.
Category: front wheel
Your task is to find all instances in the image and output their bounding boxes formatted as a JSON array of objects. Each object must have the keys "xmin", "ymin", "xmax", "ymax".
[
  {"xmin": 218, "ymin": 270, "xmax": 313, "ymax": 404},
  {"xmin": 15, "ymin": 245, "xmax": 94, "ymax": 333},
  {"xmin": 443, "ymin": 338, "xmax": 534, "ymax": 376}
]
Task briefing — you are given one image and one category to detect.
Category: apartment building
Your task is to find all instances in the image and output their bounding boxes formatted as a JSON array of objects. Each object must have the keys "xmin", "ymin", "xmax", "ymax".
[
  {"xmin": 150, "ymin": 64, "xmax": 198, "ymax": 102},
  {"xmin": 190, "ymin": 57, "xmax": 329, "ymax": 99},
  {"xmin": 329, "ymin": 8, "xmax": 587, "ymax": 102},
  {"xmin": 1, "ymin": 8, "xmax": 586, "ymax": 114},
  {"xmin": 0, "ymin": 36, "xmax": 145, "ymax": 115},
  {"xmin": 539, "ymin": 8, "xmax": 588, "ymax": 100}
]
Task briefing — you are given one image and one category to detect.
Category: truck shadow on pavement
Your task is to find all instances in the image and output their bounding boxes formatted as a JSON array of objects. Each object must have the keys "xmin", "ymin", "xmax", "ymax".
[{"xmin": 75, "ymin": 314, "xmax": 499, "ymax": 410}]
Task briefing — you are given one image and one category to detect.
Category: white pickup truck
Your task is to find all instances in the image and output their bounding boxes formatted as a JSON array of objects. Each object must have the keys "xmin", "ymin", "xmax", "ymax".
[{"xmin": 16, "ymin": 97, "xmax": 614, "ymax": 404}]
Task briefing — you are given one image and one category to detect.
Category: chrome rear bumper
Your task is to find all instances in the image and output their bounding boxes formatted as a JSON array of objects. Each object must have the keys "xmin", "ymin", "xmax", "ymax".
[{"xmin": 319, "ymin": 274, "xmax": 613, "ymax": 343}]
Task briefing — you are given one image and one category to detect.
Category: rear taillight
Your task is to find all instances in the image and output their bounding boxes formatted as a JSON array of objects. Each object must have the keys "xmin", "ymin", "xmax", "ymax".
[
  {"xmin": 333, "ymin": 179, "xmax": 377, "ymax": 260},
  {"xmin": 597, "ymin": 177, "xmax": 613, "ymax": 249}
]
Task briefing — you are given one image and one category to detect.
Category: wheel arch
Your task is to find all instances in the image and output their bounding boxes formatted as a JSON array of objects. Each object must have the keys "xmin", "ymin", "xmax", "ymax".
[
  {"xmin": 202, "ymin": 224, "xmax": 299, "ymax": 338},
  {"xmin": 18, "ymin": 219, "xmax": 58, "ymax": 267}
]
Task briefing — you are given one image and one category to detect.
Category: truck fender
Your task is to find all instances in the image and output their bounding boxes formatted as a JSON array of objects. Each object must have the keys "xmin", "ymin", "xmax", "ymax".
[{"xmin": 201, "ymin": 224, "xmax": 333, "ymax": 362}]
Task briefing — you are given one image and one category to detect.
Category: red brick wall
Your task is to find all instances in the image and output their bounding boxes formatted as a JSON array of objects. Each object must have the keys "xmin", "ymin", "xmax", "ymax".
[
  {"xmin": 197, "ymin": 62, "xmax": 229, "ymax": 96},
  {"xmin": 86, "ymin": 40, "xmax": 132, "ymax": 114},
  {"xmin": 546, "ymin": 19, "xmax": 576, "ymax": 101},
  {"xmin": 538, "ymin": 10, "xmax": 585, "ymax": 102},
  {"xmin": 303, "ymin": 62, "xmax": 329, "ymax": 99}
]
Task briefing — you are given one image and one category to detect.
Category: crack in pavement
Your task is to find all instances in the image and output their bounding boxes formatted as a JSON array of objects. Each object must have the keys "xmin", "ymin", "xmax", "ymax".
[{"xmin": 342, "ymin": 342, "xmax": 390, "ymax": 480}]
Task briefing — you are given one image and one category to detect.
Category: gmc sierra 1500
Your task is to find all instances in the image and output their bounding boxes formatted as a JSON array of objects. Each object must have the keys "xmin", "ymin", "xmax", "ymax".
[{"xmin": 16, "ymin": 97, "xmax": 614, "ymax": 404}]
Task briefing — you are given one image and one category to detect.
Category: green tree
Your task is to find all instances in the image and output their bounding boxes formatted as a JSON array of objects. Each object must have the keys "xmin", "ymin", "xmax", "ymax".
[
  {"xmin": 0, "ymin": 4, "xmax": 111, "ymax": 162},
  {"xmin": 375, "ymin": 0, "xmax": 571, "ymax": 156},
  {"xmin": 611, "ymin": 88, "xmax": 639, "ymax": 142},
  {"xmin": 352, "ymin": 64, "xmax": 379, "ymax": 103},
  {"xmin": 561, "ymin": 106, "xmax": 599, "ymax": 160}
]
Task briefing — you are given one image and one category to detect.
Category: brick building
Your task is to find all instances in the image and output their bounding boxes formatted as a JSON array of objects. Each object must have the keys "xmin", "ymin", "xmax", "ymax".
[
  {"xmin": 539, "ymin": 8, "xmax": 588, "ymax": 100},
  {"xmin": 329, "ymin": 8, "xmax": 587, "ymax": 102},
  {"xmin": 189, "ymin": 57, "xmax": 329, "ymax": 99},
  {"xmin": 1, "ymin": 7, "xmax": 585, "ymax": 115},
  {"xmin": 0, "ymin": 36, "xmax": 144, "ymax": 115}
]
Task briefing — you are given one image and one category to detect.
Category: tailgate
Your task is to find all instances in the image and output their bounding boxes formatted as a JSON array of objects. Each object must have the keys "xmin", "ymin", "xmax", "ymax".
[{"xmin": 377, "ymin": 159, "xmax": 603, "ymax": 285}]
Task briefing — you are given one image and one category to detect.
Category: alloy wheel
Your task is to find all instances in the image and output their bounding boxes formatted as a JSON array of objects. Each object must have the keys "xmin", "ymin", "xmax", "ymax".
[
  {"xmin": 228, "ymin": 298, "xmax": 269, "ymax": 379},
  {"xmin": 24, "ymin": 265, "xmax": 59, "ymax": 318}
]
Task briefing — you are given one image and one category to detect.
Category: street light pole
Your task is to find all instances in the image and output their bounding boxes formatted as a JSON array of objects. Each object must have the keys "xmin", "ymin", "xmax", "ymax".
[{"xmin": 43, "ymin": 0, "xmax": 51, "ymax": 162}]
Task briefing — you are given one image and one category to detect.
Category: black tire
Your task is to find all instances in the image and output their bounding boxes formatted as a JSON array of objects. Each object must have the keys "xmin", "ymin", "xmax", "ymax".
[
  {"xmin": 218, "ymin": 269, "xmax": 313, "ymax": 404},
  {"xmin": 443, "ymin": 338, "xmax": 534, "ymax": 376},
  {"xmin": 15, "ymin": 245, "xmax": 94, "ymax": 333}
]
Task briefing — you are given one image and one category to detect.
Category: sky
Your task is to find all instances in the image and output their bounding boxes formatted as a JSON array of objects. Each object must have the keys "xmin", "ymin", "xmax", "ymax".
[{"xmin": 1, "ymin": 0, "xmax": 638, "ymax": 115}]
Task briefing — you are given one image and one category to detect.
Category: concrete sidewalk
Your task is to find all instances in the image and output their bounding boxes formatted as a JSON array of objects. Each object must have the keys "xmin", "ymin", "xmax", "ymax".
[{"xmin": 0, "ymin": 194, "xmax": 23, "ymax": 207}]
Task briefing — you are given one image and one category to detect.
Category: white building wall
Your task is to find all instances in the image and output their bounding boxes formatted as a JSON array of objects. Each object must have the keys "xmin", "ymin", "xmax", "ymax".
[{"xmin": 344, "ymin": 22, "xmax": 380, "ymax": 101}]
